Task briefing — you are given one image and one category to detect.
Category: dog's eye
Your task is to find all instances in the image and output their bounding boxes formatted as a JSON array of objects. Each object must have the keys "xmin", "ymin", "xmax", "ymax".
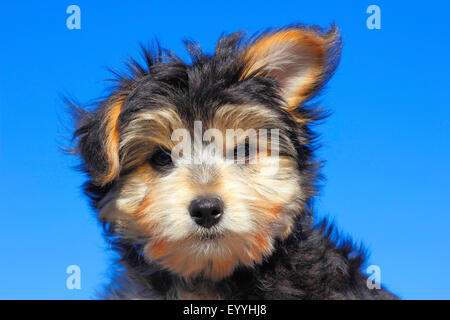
[
  {"xmin": 234, "ymin": 142, "xmax": 250, "ymax": 158},
  {"xmin": 233, "ymin": 141, "xmax": 252, "ymax": 163},
  {"xmin": 149, "ymin": 148, "xmax": 173, "ymax": 169}
]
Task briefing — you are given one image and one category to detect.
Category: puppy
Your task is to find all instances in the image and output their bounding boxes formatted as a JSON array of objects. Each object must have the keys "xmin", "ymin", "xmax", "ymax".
[{"xmin": 69, "ymin": 24, "xmax": 397, "ymax": 299}]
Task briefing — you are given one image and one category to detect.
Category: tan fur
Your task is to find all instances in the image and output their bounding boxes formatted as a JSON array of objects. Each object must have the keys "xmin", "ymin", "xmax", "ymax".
[
  {"xmin": 98, "ymin": 100, "xmax": 124, "ymax": 185},
  {"xmin": 241, "ymin": 27, "xmax": 338, "ymax": 116},
  {"xmin": 213, "ymin": 104, "xmax": 296, "ymax": 156},
  {"xmin": 119, "ymin": 107, "xmax": 184, "ymax": 170}
]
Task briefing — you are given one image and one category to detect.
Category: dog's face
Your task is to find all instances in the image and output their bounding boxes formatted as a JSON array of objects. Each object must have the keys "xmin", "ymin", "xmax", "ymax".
[{"xmin": 73, "ymin": 26, "xmax": 341, "ymax": 280}]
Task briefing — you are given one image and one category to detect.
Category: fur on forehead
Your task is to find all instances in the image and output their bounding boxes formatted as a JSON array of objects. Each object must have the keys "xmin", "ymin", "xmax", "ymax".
[{"xmin": 70, "ymin": 23, "xmax": 340, "ymax": 190}]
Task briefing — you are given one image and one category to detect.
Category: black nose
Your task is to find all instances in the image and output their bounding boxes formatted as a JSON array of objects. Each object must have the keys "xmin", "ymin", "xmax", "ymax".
[{"xmin": 189, "ymin": 197, "xmax": 224, "ymax": 228}]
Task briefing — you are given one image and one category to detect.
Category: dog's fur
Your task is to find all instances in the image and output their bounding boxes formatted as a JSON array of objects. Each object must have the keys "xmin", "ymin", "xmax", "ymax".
[{"xmin": 69, "ymin": 24, "xmax": 397, "ymax": 299}]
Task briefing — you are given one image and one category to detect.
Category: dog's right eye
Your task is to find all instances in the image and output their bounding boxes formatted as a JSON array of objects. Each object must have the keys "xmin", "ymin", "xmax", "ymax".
[{"xmin": 149, "ymin": 148, "xmax": 173, "ymax": 169}]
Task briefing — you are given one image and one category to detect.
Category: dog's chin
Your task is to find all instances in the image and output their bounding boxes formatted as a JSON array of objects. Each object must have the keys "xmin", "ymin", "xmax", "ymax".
[
  {"xmin": 144, "ymin": 223, "xmax": 275, "ymax": 280},
  {"xmin": 193, "ymin": 227, "xmax": 225, "ymax": 241},
  {"xmin": 197, "ymin": 233, "xmax": 222, "ymax": 241}
]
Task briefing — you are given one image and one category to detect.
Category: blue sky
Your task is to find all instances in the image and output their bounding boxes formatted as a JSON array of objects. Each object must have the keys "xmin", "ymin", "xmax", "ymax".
[{"xmin": 0, "ymin": 1, "xmax": 449, "ymax": 299}]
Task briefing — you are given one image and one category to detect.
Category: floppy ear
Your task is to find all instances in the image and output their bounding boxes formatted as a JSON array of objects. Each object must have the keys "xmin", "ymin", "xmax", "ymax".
[
  {"xmin": 241, "ymin": 25, "xmax": 341, "ymax": 113},
  {"xmin": 74, "ymin": 96, "xmax": 125, "ymax": 186}
]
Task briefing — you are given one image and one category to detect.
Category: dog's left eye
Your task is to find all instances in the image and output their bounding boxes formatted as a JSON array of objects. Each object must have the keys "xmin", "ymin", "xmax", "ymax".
[
  {"xmin": 149, "ymin": 148, "xmax": 173, "ymax": 169},
  {"xmin": 233, "ymin": 141, "xmax": 253, "ymax": 164}
]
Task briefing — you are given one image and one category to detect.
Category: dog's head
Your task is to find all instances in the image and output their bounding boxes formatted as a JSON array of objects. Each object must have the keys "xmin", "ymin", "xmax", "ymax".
[{"xmin": 71, "ymin": 25, "xmax": 341, "ymax": 280}]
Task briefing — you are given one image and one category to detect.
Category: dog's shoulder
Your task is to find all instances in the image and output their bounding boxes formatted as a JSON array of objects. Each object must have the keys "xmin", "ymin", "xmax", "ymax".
[{"xmin": 221, "ymin": 217, "xmax": 398, "ymax": 299}]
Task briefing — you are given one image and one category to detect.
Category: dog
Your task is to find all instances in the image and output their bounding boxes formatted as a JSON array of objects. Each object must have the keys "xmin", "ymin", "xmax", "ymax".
[{"xmin": 69, "ymin": 24, "xmax": 398, "ymax": 299}]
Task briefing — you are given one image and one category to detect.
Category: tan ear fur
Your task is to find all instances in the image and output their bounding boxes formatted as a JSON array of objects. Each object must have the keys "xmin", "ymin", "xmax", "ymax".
[
  {"xmin": 242, "ymin": 26, "xmax": 341, "ymax": 113},
  {"xmin": 97, "ymin": 99, "xmax": 124, "ymax": 186}
]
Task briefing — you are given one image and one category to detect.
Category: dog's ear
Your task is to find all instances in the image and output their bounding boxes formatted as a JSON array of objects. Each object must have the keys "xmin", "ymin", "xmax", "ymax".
[
  {"xmin": 241, "ymin": 25, "xmax": 341, "ymax": 113},
  {"xmin": 73, "ymin": 96, "xmax": 125, "ymax": 186}
]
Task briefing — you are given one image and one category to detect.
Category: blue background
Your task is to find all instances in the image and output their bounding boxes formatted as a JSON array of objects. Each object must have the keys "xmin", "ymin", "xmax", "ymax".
[{"xmin": 1, "ymin": 1, "xmax": 449, "ymax": 299}]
